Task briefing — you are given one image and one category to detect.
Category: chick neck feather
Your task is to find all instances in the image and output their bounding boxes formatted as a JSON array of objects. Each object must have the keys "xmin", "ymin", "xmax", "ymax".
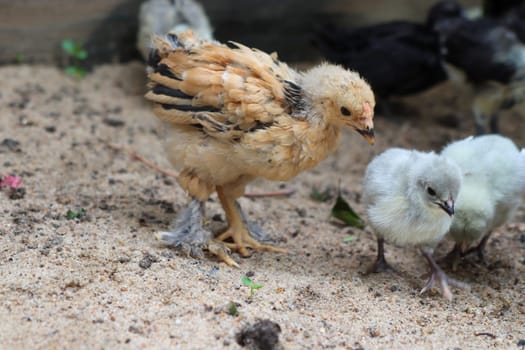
[
  {"xmin": 450, "ymin": 176, "xmax": 494, "ymax": 242},
  {"xmin": 298, "ymin": 63, "xmax": 375, "ymax": 130}
]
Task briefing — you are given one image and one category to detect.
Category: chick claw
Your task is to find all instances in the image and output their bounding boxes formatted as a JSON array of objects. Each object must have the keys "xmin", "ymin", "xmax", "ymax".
[
  {"xmin": 420, "ymin": 248, "xmax": 469, "ymax": 301},
  {"xmin": 215, "ymin": 228, "xmax": 286, "ymax": 258},
  {"xmin": 207, "ymin": 240, "xmax": 239, "ymax": 268},
  {"xmin": 420, "ymin": 268, "xmax": 469, "ymax": 301}
]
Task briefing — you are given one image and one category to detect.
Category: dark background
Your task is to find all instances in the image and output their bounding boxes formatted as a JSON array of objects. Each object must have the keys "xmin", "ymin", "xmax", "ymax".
[{"xmin": 0, "ymin": 0, "xmax": 479, "ymax": 66}]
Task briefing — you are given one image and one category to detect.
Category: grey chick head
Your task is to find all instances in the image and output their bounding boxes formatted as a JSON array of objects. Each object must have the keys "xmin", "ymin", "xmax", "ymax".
[{"xmin": 408, "ymin": 153, "xmax": 462, "ymax": 218}]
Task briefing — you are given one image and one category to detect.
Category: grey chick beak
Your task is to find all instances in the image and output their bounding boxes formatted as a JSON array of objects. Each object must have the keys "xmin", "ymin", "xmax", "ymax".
[{"xmin": 438, "ymin": 199, "xmax": 455, "ymax": 216}]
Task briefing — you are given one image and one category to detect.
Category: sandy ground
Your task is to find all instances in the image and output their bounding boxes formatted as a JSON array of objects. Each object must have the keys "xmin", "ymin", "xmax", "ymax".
[{"xmin": 1, "ymin": 63, "xmax": 524, "ymax": 350}]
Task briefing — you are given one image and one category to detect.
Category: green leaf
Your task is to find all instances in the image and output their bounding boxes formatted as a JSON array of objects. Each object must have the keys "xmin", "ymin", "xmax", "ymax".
[
  {"xmin": 241, "ymin": 275, "xmax": 254, "ymax": 287},
  {"xmin": 66, "ymin": 208, "xmax": 86, "ymax": 220},
  {"xmin": 15, "ymin": 53, "xmax": 25, "ymax": 64},
  {"xmin": 251, "ymin": 284, "xmax": 263, "ymax": 290},
  {"xmin": 310, "ymin": 187, "xmax": 333, "ymax": 202},
  {"xmin": 331, "ymin": 193, "xmax": 365, "ymax": 229},
  {"xmin": 226, "ymin": 301, "xmax": 239, "ymax": 316},
  {"xmin": 61, "ymin": 39, "xmax": 76, "ymax": 54},
  {"xmin": 343, "ymin": 236, "xmax": 355, "ymax": 243},
  {"xmin": 75, "ymin": 49, "xmax": 88, "ymax": 60},
  {"xmin": 65, "ymin": 66, "xmax": 87, "ymax": 78}
]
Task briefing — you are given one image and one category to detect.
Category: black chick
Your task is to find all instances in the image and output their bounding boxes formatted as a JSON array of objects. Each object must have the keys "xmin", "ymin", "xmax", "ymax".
[
  {"xmin": 486, "ymin": 1, "xmax": 525, "ymax": 42},
  {"xmin": 431, "ymin": 0, "xmax": 525, "ymax": 134},
  {"xmin": 315, "ymin": 20, "xmax": 448, "ymax": 108}
]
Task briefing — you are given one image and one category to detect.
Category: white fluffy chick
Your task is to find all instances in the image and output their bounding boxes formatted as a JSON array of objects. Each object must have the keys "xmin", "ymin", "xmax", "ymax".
[
  {"xmin": 441, "ymin": 134, "xmax": 525, "ymax": 270},
  {"xmin": 137, "ymin": 0, "xmax": 213, "ymax": 60},
  {"xmin": 363, "ymin": 148, "xmax": 464, "ymax": 300}
]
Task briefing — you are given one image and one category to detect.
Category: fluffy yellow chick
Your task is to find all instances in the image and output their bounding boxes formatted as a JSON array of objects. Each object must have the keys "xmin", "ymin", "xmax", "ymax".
[{"xmin": 145, "ymin": 31, "xmax": 375, "ymax": 266}]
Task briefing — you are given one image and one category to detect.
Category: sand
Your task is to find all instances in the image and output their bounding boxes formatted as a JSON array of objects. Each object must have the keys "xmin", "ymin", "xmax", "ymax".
[{"xmin": 1, "ymin": 63, "xmax": 524, "ymax": 350}]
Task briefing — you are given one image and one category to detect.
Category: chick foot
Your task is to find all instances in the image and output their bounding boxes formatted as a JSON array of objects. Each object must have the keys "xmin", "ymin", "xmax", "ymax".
[
  {"xmin": 215, "ymin": 226, "xmax": 286, "ymax": 258},
  {"xmin": 216, "ymin": 187, "xmax": 286, "ymax": 259},
  {"xmin": 420, "ymin": 248, "xmax": 469, "ymax": 301},
  {"xmin": 369, "ymin": 238, "xmax": 395, "ymax": 273},
  {"xmin": 157, "ymin": 199, "xmax": 238, "ymax": 267}
]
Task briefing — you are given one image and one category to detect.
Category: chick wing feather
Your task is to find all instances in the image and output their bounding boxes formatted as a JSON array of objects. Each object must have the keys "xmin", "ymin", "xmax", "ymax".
[{"xmin": 145, "ymin": 33, "xmax": 301, "ymax": 142}]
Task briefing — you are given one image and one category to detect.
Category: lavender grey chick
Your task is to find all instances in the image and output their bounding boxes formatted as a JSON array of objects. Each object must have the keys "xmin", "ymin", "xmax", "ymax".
[
  {"xmin": 441, "ymin": 135, "xmax": 525, "ymax": 270},
  {"xmin": 363, "ymin": 148, "xmax": 464, "ymax": 300},
  {"xmin": 137, "ymin": 0, "xmax": 213, "ymax": 60}
]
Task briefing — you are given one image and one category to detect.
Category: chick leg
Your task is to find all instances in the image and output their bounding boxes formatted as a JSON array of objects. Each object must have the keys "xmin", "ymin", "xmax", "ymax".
[
  {"xmin": 463, "ymin": 232, "xmax": 492, "ymax": 263},
  {"xmin": 214, "ymin": 185, "xmax": 286, "ymax": 257},
  {"xmin": 369, "ymin": 238, "xmax": 395, "ymax": 273},
  {"xmin": 472, "ymin": 83, "xmax": 504, "ymax": 134},
  {"xmin": 237, "ymin": 202, "xmax": 274, "ymax": 243},
  {"xmin": 440, "ymin": 243, "xmax": 463, "ymax": 272},
  {"xmin": 419, "ymin": 248, "xmax": 468, "ymax": 301},
  {"xmin": 156, "ymin": 199, "xmax": 238, "ymax": 267}
]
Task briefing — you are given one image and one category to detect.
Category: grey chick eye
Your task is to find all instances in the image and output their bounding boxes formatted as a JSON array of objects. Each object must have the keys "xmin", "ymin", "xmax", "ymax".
[
  {"xmin": 340, "ymin": 106, "xmax": 351, "ymax": 116},
  {"xmin": 427, "ymin": 187, "xmax": 436, "ymax": 196}
]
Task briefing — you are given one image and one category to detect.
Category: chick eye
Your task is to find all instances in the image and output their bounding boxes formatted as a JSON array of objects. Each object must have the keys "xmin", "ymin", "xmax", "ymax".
[
  {"xmin": 340, "ymin": 106, "xmax": 351, "ymax": 116},
  {"xmin": 427, "ymin": 187, "xmax": 436, "ymax": 196}
]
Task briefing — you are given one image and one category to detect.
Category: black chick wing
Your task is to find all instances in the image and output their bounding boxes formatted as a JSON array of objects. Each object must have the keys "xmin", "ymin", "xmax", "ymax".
[
  {"xmin": 444, "ymin": 18, "xmax": 522, "ymax": 84},
  {"xmin": 315, "ymin": 21, "xmax": 448, "ymax": 97}
]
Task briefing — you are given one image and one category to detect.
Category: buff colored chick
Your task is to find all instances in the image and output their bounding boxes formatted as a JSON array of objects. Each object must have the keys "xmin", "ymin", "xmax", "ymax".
[
  {"xmin": 145, "ymin": 31, "xmax": 375, "ymax": 266},
  {"xmin": 441, "ymin": 135, "xmax": 525, "ymax": 270},
  {"xmin": 363, "ymin": 148, "xmax": 465, "ymax": 300}
]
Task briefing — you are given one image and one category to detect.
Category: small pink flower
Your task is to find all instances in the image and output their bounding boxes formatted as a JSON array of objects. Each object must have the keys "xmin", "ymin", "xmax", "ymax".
[{"xmin": 0, "ymin": 175, "xmax": 22, "ymax": 189}]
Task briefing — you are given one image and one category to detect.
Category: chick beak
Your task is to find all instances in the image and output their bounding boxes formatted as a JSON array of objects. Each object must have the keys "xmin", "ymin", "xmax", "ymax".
[
  {"xmin": 357, "ymin": 127, "xmax": 375, "ymax": 145},
  {"xmin": 438, "ymin": 199, "xmax": 455, "ymax": 216},
  {"xmin": 355, "ymin": 102, "xmax": 375, "ymax": 145}
]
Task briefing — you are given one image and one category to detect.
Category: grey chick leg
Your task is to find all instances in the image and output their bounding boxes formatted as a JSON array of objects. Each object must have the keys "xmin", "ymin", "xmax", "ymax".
[
  {"xmin": 440, "ymin": 243, "xmax": 463, "ymax": 272},
  {"xmin": 236, "ymin": 201, "xmax": 274, "ymax": 243},
  {"xmin": 463, "ymin": 232, "xmax": 492, "ymax": 263},
  {"xmin": 420, "ymin": 247, "xmax": 468, "ymax": 301},
  {"xmin": 157, "ymin": 199, "xmax": 238, "ymax": 267},
  {"xmin": 369, "ymin": 238, "xmax": 395, "ymax": 273},
  {"xmin": 157, "ymin": 199, "xmax": 211, "ymax": 258},
  {"xmin": 489, "ymin": 114, "xmax": 499, "ymax": 134}
]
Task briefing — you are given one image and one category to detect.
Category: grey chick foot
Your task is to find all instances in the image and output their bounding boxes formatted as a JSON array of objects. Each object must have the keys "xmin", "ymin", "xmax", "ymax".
[
  {"xmin": 237, "ymin": 201, "xmax": 275, "ymax": 243},
  {"xmin": 157, "ymin": 199, "xmax": 239, "ymax": 267},
  {"xmin": 420, "ymin": 248, "xmax": 469, "ymax": 301}
]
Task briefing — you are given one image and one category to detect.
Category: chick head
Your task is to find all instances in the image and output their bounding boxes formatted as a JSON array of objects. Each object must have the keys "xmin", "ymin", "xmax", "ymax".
[
  {"xmin": 426, "ymin": 0, "xmax": 465, "ymax": 34},
  {"xmin": 302, "ymin": 63, "xmax": 376, "ymax": 144},
  {"xmin": 410, "ymin": 154, "xmax": 462, "ymax": 218}
]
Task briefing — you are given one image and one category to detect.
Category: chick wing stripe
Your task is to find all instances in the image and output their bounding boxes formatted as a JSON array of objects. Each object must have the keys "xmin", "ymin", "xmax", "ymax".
[
  {"xmin": 248, "ymin": 121, "xmax": 273, "ymax": 132},
  {"xmin": 160, "ymin": 103, "xmax": 221, "ymax": 113},
  {"xmin": 152, "ymin": 85, "xmax": 193, "ymax": 99},
  {"xmin": 193, "ymin": 113, "xmax": 228, "ymax": 132},
  {"xmin": 155, "ymin": 63, "xmax": 181, "ymax": 80},
  {"xmin": 148, "ymin": 50, "xmax": 161, "ymax": 67},
  {"xmin": 283, "ymin": 80, "xmax": 307, "ymax": 114}
]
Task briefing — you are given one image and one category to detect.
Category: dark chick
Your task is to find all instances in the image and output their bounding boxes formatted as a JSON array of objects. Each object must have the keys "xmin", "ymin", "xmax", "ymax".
[
  {"xmin": 315, "ymin": 21, "xmax": 448, "ymax": 102},
  {"xmin": 431, "ymin": 0, "xmax": 525, "ymax": 134},
  {"xmin": 485, "ymin": 1, "xmax": 525, "ymax": 43}
]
